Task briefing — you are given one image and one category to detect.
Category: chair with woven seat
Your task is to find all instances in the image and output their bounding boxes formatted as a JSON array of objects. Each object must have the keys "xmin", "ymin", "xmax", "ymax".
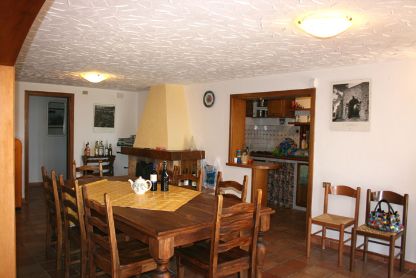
[
  {"xmin": 72, "ymin": 160, "xmax": 103, "ymax": 179},
  {"xmin": 215, "ymin": 171, "xmax": 248, "ymax": 202},
  {"xmin": 306, "ymin": 182, "xmax": 361, "ymax": 266},
  {"xmin": 350, "ymin": 190, "xmax": 408, "ymax": 278},
  {"xmin": 41, "ymin": 167, "xmax": 63, "ymax": 271},
  {"xmin": 173, "ymin": 169, "xmax": 203, "ymax": 191},
  {"xmin": 59, "ymin": 176, "xmax": 87, "ymax": 278},
  {"xmin": 82, "ymin": 186, "xmax": 157, "ymax": 277},
  {"xmin": 175, "ymin": 189, "xmax": 262, "ymax": 278}
]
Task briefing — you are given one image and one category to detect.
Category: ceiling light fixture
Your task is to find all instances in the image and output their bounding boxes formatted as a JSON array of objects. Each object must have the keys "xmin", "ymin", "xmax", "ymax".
[
  {"xmin": 297, "ymin": 12, "xmax": 353, "ymax": 39},
  {"xmin": 80, "ymin": 71, "xmax": 110, "ymax": 83}
]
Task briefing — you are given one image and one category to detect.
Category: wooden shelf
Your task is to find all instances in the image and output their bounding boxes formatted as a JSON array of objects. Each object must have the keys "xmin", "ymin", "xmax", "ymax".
[
  {"xmin": 120, "ymin": 147, "xmax": 205, "ymax": 161},
  {"xmin": 226, "ymin": 162, "xmax": 280, "ymax": 170}
]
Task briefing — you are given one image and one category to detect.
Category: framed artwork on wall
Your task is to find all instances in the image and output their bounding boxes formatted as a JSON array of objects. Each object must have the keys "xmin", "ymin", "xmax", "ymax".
[
  {"xmin": 94, "ymin": 104, "xmax": 115, "ymax": 133},
  {"xmin": 47, "ymin": 101, "xmax": 66, "ymax": 136},
  {"xmin": 331, "ymin": 80, "xmax": 370, "ymax": 131}
]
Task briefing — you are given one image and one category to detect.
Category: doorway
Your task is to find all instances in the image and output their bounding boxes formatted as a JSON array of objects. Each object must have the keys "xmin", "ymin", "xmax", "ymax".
[
  {"xmin": 228, "ymin": 88, "xmax": 316, "ymax": 228},
  {"xmin": 24, "ymin": 91, "xmax": 74, "ymax": 201}
]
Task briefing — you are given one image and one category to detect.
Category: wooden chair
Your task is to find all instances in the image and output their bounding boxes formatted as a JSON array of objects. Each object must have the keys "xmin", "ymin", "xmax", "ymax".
[
  {"xmin": 176, "ymin": 189, "xmax": 262, "ymax": 278},
  {"xmin": 41, "ymin": 168, "xmax": 63, "ymax": 271},
  {"xmin": 173, "ymin": 169, "xmax": 203, "ymax": 191},
  {"xmin": 350, "ymin": 190, "xmax": 409, "ymax": 277},
  {"xmin": 72, "ymin": 160, "xmax": 103, "ymax": 179},
  {"xmin": 59, "ymin": 176, "xmax": 87, "ymax": 278},
  {"xmin": 306, "ymin": 182, "xmax": 361, "ymax": 267},
  {"xmin": 82, "ymin": 188, "xmax": 156, "ymax": 277},
  {"xmin": 215, "ymin": 171, "xmax": 248, "ymax": 202}
]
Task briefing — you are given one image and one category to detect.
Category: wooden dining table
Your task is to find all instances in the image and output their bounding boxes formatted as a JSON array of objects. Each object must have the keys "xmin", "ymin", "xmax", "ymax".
[{"xmin": 76, "ymin": 176, "xmax": 274, "ymax": 278}]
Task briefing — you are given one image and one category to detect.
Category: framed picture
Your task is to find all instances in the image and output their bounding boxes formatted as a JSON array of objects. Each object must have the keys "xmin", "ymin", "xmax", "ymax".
[
  {"xmin": 48, "ymin": 101, "xmax": 66, "ymax": 136},
  {"xmin": 331, "ymin": 80, "xmax": 370, "ymax": 131},
  {"xmin": 94, "ymin": 104, "xmax": 115, "ymax": 133}
]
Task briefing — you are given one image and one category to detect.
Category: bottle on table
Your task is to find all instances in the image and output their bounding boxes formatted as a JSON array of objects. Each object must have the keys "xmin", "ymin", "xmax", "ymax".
[
  {"xmin": 301, "ymin": 134, "xmax": 308, "ymax": 150},
  {"xmin": 94, "ymin": 141, "xmax": 99, "ymax": 156},
  {"xmin": 99, "ymin": 141, "xmax": 104, "ymax": 156},
  {"xmin": 104, "ymin": 145, "xmax": 108, "ymax": 156},
  {"xmin": 160, "ymin": 161, "xmax": 169, "ymax": 192},
  {"xmin": 108, "ymin": 144, "xmax": 113, "ymax": 156},
  {"xmin": 150, "ymin": 164, "xmax": 158, "ymax": 191},
  {"xmin": 84, "ymin": 142, "xmax": 90, "ymax": 156}
]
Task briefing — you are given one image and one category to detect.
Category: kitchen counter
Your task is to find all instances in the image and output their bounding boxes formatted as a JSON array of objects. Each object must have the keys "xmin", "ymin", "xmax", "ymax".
[{"xmin": 227, "ymin": 161, "xmax": 280, "ymax": 205}]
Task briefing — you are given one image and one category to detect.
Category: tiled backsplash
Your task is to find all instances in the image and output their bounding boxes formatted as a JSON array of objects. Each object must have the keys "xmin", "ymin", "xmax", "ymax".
[{"xmin": 245, "ymin": 117, "xmax": 300, "ymax": 152}]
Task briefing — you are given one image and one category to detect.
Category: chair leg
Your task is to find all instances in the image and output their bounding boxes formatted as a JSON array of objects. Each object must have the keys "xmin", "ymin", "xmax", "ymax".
[
  {"xmin": 338, "ymin": 225, "xmax": 344, "ymax": 267},
  {"xmin": 64, "ymin": 233, "xmax": 70, "ymax": 278},
  {"xmin": 81, "ymin": 243, "xmax": 87, "ymax": 278},
  {"xmin": 321, "ymin": 226, "xmax": 326, "ymax": 250},
  {"xmin": 56, "ymin": 230, "xmax": 63, "ymax": 271},
  {"xmin": 306, "ymin": 217, "xmax": 312, "ymax": 258},
  {"xmin": 349, "ymin": 228, "xmax": 357, "ymax": 272},
  {"xmin": 89, "ymin": 253, "xmax": 96, "ymax": 278},
  {"xmin": 45, "ymin": 217, "xmax": 52, "ymax": 258},
  {"xmin": 176, "ymin": 256, "xmax": 184, "ymax": 278},
  {"xmin": 388, "ymin": 236, "xmax": 395, "ymax": 278},
  {"xmin": 363, "ymin": 236, "xmax": 368, "ymax": 262},
  {"xmin": 400, "ymin": 233, "xmax": 406, "ymax": 272}
]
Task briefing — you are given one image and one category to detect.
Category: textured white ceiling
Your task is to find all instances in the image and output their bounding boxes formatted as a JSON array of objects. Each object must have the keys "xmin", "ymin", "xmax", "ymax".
[{"xmin": 16, "ymin": 0, "xmax": 416, "ymax": 91}]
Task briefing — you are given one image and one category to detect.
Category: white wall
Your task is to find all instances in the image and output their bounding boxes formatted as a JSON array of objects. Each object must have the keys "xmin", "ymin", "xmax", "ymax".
[
  {"xmin": 15, "ymin": 82, "xmax": 148, "ymax": 188},
  {"xmin": 29, "ymin": 96, "xmax": 67, "ymax": 181},
  {"xmin": 185, "ymin": 59, "xmax": 416, "ymax": 263}
]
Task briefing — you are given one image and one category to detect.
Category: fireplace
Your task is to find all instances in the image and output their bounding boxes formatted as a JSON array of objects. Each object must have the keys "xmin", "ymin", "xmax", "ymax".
[{"xmin": 121, "ymin": 147, "xmax": 205, "ymax": 177}]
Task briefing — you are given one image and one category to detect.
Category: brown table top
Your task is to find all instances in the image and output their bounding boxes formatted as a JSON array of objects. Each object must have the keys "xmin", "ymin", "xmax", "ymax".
[{"xmin": 78, "ymin": 176, "xmax": 274, "ymax": 241}]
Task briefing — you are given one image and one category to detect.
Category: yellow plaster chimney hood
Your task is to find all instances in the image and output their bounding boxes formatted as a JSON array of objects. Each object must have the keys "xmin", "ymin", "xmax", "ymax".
[{"xmin": 134, "ymin": 84, "xmax": 192, "ymax": 150}]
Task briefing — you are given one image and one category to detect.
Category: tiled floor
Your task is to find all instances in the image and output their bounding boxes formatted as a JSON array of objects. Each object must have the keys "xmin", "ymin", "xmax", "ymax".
[{"xmin": 17, "ymin": 184, "xmax": 415, "ymax": 277}]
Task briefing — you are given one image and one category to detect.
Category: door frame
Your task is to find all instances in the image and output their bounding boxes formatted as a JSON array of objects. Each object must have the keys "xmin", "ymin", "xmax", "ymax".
[
  {"xmin": 228, "ymin": 88, "xmax": 316, "ymax": 221},
  {"xmin": 24, "ymin": 90, "xmax": 74, "ymax": 201}
]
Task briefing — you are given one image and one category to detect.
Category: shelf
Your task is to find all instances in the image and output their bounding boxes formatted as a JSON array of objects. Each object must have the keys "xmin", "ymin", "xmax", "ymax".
[
  {"xmin": 226, "ymin": 162, "xmax": 281, "ymax": 170},
  {"xmin": 287, "ymin": 122, "xmax": 310, "ymax": 126},
  {"xmin": 292, "ymin": 108, "xmax": 311, "ymax": 111}
]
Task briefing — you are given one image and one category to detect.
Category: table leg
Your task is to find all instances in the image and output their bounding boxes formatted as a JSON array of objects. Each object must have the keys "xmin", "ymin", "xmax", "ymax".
[{"xmin": 149, "ymin": 237, "xmax": 174, "ymax": 278}]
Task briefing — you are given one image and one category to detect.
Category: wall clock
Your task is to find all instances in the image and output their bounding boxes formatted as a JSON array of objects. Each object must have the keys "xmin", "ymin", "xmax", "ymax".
[{"xmin": 203, "ymin": 91, "xmax": 215, "ymax": 108}]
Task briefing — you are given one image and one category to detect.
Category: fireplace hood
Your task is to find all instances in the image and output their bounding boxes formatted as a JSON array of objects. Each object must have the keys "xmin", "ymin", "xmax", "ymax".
[{"xmin": 134, "ymin": 84, "xmax": 192, "ymax": 150}]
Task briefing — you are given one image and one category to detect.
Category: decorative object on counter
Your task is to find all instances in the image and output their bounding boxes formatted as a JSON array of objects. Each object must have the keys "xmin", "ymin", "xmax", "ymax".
[
  {"xmin": 117, "ymin": 135, "xmax": 136, "ymax": 147},
  {"xmin": 150, "ymin": 164, "xmax": 158, "ymax": 191},
  {"xmin": 331, "ymin": 80, "xmax": 370, "ymax": 131},
  {"xmin": 84, "ymin": 142, "xmax": 90, "ymax": 156},
  {"xmin": 108, "ymin": 144, "xmax": 112, "ymax": 156},
  {"xmin": 272, "ymin": 138, "xmax": 298, "ymax": 157},
  {"xmin": 236, "ymin": 149, "xmax": 242, "ymax": 164},
  {"xmin": 128, "ymin": 176, "xmax": 152, "ymax": 195},
  {"xmin": 160, "ymin": 161, "xmax": 169, "ymax": 191},
  {"xmin": 301, "ymin": 133, "xmax": 308, "ymax": 150},
  {"xmin": 93, "ymin": 104, "xmax": 115, "ymax": 132},
  {"xmin": 203, "ymin": 90, "xmax": 215, "ymax": 107}
]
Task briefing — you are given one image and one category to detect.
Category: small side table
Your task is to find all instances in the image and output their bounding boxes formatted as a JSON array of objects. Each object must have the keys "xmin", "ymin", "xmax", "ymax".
[{"xmin": 82, "ymin": 155, "xmax": 116, "ymax": 176}]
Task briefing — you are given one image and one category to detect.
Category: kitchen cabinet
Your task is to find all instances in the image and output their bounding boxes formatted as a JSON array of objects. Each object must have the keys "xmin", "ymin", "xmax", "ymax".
[
  {"xmin": 267, "ymin": 99, "xmax": 294, "ymax": 118},
  {"xmin": 296, "ymin": 163, "xmax": 308, "ymax": 208}
]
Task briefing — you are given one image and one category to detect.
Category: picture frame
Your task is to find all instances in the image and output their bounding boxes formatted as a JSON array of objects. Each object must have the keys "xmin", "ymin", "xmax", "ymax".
[
  {"xmin": 331, "ymin": 80, "xmax": 370, "ymax": 131},
  {"xmin": 47, "ymin": 101, "xmax": 66, "ymax": 136},
  {"xmin": 93, "ymin": 104, "xmax": 115, "ymax": 133}
]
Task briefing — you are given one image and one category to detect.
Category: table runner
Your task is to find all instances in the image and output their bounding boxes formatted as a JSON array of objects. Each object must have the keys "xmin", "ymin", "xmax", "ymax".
[{"xmin": 85, "ymin": 179, "xmax": 201, "ymax": 212}]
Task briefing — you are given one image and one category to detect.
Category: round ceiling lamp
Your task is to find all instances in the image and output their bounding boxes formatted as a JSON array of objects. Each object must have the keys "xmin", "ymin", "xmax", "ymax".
[
  {"xmin": 297, "ymin": 12, "xmax": 353, "ymax": 39},
  {"xmin": 80, "ymin": 71, "xmax": 110, "ymax": 83}
]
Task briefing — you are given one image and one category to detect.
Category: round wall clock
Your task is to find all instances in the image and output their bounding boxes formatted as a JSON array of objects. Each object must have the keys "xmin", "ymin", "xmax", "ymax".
[{"xmin": 203, "ymin": 90, "xmax": 215, "ymax": 107}]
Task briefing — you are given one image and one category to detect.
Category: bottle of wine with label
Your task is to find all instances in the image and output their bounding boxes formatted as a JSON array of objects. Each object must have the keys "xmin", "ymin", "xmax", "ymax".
[
  {"xmin": 160, "ymin": 161, "xmax": 169, "ymax": 191},
  {"xmin": 150, "ymin": 164, "xmax": 158, "ymax": 191}
]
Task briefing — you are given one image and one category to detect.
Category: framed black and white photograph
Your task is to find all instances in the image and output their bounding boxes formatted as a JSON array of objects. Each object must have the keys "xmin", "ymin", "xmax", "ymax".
[
  {"xmin": 331, "ymin": 80, "xmax": 370, "ymax": 131},
  {"xmin": 48, "ymin": 101, "xmax": 66, "ymax": 136},
  {"xmin": 94, "ymin": 104, "xmax": 115, "ymax": 132}
]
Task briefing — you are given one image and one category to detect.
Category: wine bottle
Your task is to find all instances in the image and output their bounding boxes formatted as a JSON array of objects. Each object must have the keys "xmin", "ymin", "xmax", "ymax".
[
  {"xmin": 160, "ymin": 161, "xmax": 169, "ymax": 191},
  {"xmin": 108, "ymin": 144, "xmax": 113, "ymax": 156},
  {"xmin": 150, "ymin": 164, "xmax": 158, "ymax": 191},
  {"xmin": 94, "ymin": 141, "xmax": 99, "ymax": 156},
  {"xmin": 99, "ymin": 141, "xmax": 104, "ymax": 156}
]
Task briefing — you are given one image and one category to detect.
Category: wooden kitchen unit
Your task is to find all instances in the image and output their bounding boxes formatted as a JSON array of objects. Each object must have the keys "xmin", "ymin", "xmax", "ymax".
[{"xmin": 226, "ymin": 161, "xmax": 280, "ymax": 205}]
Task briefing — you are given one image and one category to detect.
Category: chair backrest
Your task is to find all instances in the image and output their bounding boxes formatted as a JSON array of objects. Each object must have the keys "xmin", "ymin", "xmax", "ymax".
[
  {"xmin": 83, "ymin": 186, "xmax": 119, "ymax": 275},
  {"xmin": 323, "ymin": 182, "xmax": 361, "ymax": 225},
  {"xmin": 59, "ymin": 175, "xmax": 87, "ymax": 246},
  {"xmin": 210, "ymin": 189, "xmax": 262, "ymax": 277},
  {"xmin": 73, "ymin": 160, "xmax": 103, "ymax": 179},
  {"xmin": 365, "ymin": 189, "xmax": 409, "ymax": 229},
  {"xmin": 215, "ymin": 171, "xmax": 248, "ymax": 202},
  {"xmin": 43, "ymin": 169, "xmax": 62, "ymax": 238},
  {"xmin": 173, "ymin": 169, "xmax": 203, "ymax": 191}
]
